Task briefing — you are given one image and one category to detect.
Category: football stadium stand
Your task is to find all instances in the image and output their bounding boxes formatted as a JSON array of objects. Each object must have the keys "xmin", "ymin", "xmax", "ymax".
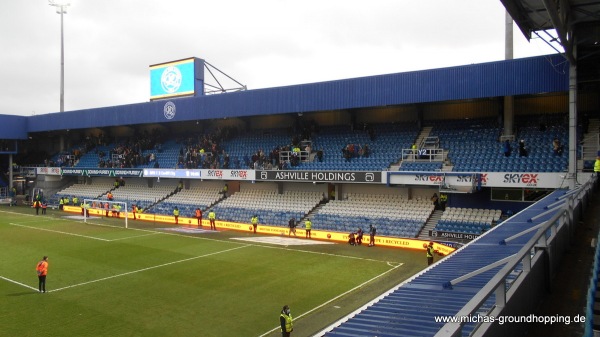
[{"xmin": 320, "ymin": 181, "xmax": 595, "ymax": 336}]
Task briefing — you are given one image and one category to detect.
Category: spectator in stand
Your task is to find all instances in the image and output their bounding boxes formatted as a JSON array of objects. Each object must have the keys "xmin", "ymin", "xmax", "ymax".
[
  {"xmin": 317, "ymin": 149, "xmax": 323, "ymax": 162},
  {"xmin": 342, "ymin": 145, "xmax": 351, "ymax": 162},
  {"xmin": 362, "ymin": 144, "xmax": 370, "ymax": 158},
  {"xmin": 552, "ymin": 138, "xmax": 564, "ymax": 156},
  {"xmin": 518, "ymin": 139, "xmax": 528, "ymax": 157},
  {"xmin": 431, "ymin": 193, "xmax": 439, "ymax": 210},
  {"xmin": 503, "ymin": 140, "xmax": 512, "ymax": 157}
]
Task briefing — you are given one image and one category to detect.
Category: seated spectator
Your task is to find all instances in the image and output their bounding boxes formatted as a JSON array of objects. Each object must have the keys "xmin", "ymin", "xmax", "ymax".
[
  {"xmin": 518, "ymin": 140, "xmax": 528, "ymax": 157},
  {"xmin": 552, "ymin": 138, "xmax": 564, "ymax": 156},
  {"xmin": 317, "ymin": 149, "xmax": 323, "ymax": 162},
  {"xmin": 503, "ymin": 140, "xmax": 511, "ymax": 157},
  {"xmin": 363, "ymin": 144, "xmax": 370, "ymax": 158}
]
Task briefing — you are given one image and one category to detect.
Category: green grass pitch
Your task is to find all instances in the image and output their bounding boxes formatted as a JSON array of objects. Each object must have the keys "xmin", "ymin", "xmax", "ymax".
[{"xmin": 0, "ymin": 206, "xmax": 428, "ymax": 337}]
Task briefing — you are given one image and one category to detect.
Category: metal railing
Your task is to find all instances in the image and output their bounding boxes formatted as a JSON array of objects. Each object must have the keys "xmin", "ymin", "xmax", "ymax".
[
  {"xmin": 435, "ymin": 180, "xmax": 593, "ymax": 337},
  {"xmin": 401, "ymin": 148, "xmax": 445, "ymax": 162}
]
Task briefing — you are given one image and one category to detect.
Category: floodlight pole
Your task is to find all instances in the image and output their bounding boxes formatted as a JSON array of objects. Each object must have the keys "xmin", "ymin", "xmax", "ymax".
[{"xmin": 49, "ymin": 0, "xmax": 70, "ymax": 112}]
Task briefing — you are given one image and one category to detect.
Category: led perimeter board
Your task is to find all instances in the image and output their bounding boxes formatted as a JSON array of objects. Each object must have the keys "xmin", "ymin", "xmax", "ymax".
[{"xmin": 149, "ymin": 57, "xmax": 205, "ymax": 100}]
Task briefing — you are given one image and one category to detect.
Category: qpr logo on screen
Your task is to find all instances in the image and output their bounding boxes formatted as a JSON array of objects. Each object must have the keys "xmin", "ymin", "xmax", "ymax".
[
  {"xmin": 161, "ymin": 66, "xmax": 182, "ymax": 93},
  {"xmin": 163, "ymin": 101, "xmax": 176, "ymax": 120}
]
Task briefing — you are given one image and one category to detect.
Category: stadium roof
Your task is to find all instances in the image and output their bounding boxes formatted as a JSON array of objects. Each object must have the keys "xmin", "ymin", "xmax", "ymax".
[
  {"xmin": 501, "ymin": 0, "xmax": 600, "ymax": 82},
  {"xmin": 0, "ymin": 54, "xmax": 567, "ymax": 139}
]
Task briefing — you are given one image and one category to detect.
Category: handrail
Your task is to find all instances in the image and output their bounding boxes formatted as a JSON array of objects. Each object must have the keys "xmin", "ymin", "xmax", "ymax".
[
  {"xmin": 435, "ymin": 207, "xmax": 566, "ymax": 337},
  {"xmin": 434, "ymin": 178, "xmax": 594, "ymax": 337}
]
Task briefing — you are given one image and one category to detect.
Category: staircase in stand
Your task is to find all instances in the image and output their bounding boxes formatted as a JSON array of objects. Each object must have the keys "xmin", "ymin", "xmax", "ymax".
[{"xmin": 418, "ymin": 209, "xmax": 443, "ymax": 239}]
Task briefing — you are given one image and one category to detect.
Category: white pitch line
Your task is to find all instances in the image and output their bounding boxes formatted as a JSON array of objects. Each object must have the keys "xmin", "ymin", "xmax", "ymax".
[
  {"xmin": 8, "ymin": 218, "xmax": 54, "ymax": 225},
  {"xmin": 8, "ymin": 223, "xmax": 110, "ymax": 241},
  {"xmin": 0, "ymin": 275, "xmax": 38, "ymax": 291},
  {"xmin": 257, "ymin": 262, "xmax": 404, "ymax": 337},
  {"xmin": 49, "ymin": 245, "xmax": 251, "ymax": 293},
  {"xmin": 107, "ymin": 232, "xmax": 160, "ymax": 241}
]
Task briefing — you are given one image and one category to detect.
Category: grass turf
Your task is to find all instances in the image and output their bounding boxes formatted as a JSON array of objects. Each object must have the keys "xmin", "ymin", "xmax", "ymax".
[{"xmin": 0, "ymin": 206, "xmax": 429, "ymax": 337}]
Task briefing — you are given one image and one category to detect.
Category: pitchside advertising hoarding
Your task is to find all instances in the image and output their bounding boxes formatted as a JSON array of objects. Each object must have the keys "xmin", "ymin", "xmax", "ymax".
[
  {"xmin": 149, "ymin": 58, "xmax": 204, "ymax": 100},
  {"xmin": 61, "ymin": 206, "xmax": 455, "ymax": 253}
]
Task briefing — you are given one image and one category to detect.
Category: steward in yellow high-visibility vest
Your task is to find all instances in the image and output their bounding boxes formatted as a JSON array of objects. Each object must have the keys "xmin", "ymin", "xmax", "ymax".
[
  {"xmin": 305, "ymin": 219, "xmax": 312, "ymax": 239},
  {"xmin": 173, "ymin": 207, "xmax": 180, "ymax": 225},
  {"xmin": 426, "ymin": 242, "xmax": 435, "ymax": 266},
  {"xmin": 251, "ymin": 215, "xmax": 258, "ymax": 234},
  {"xmin": 279, "ymin": 305, "xmax": 293, "ymax": 336},
  {"xmin": 208, "ymin": 210, "xmax": 216, "ymax": 230}
]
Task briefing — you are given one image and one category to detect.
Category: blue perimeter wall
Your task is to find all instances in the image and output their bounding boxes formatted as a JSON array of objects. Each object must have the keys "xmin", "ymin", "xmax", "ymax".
[{"xmin": 1, "ymin": 54, "xmax": 569, "ymax": 137}]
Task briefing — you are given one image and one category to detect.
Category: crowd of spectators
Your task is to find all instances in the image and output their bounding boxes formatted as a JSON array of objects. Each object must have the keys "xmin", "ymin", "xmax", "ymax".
[
  {"xmin": 98, "ymin": 129, "xmax": 164, "ymax": 168},
  {"xmin": 342, "ymin": 143, "xmax": 370, "ymax": 161},
  {"xmin": 44, "ymin": 136, "xmax": 99, "ymax": 167},
  {"xmin": 176, "ymin": 127, "xmax": 236, "ymax": 169}
]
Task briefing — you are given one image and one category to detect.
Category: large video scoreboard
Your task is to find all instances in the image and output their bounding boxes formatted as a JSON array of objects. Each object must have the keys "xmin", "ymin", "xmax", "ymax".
[{"xmin": 149, "ymin": 57, "xmax": 205, "ymax": 100}]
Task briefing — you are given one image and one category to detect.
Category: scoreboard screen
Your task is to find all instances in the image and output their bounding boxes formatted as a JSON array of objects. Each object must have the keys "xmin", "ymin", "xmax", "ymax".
[{"xmin": 149, "ymin": 58, "xmax": 204, "ymax": 100}]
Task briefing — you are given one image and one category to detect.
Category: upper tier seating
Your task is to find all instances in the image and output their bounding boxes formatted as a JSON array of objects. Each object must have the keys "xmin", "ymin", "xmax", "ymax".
[
  {"xmin": 300, "ymin": 123, "xmax": 418, "ymax": 171},
  {"xmin": 429, "ymin": 115, "xmax": 569, "ymax": 172},
  {"xmin": 62, "ymin": 116, "xmax": 573, "ymax": 173}
]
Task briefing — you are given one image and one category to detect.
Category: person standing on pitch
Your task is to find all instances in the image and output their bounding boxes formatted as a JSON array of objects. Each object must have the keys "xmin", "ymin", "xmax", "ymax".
[
  {"xmin": 36, "ymin": 256, "xmax": 49, "ymax": 293},
  {"xmin": 426, "ymin": 242, "xmax": 435, "ymax": 266},
  {"xmin": 208, "ymin": 209, "xmax": 216, "ymax": 230},
  {"xmin": 195, "ymin": 208, "xmax": 203, "ymax": 227},
  {"xmin": 280, "ymin": 305, "xmax": 293, "ymax": 337},
  {"xmin": 368, "ymin": 224, "xmax": 377, "ymax": 247},
  {"xmin": 288, "ymin": 218, "xmax": 297, "ymax": 237},
  {"xmin": 304, "ymin": 218, "xmax": 312, "ymax": 239},
  {"xmin": 251, "ymin": 214, "xmax": 259, "ymax": 234},
  {"xmin": 173, "ymin": 206, "xmax": 179, "ymax": 225}
]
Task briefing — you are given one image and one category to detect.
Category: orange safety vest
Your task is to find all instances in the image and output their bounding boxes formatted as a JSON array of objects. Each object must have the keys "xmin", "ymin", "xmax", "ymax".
[
  {"xmin": 36, "ymin": 260, "xmax": 48, "ymax": 276},
  {"xmin": 195, "ymin": 209, "xmax": 202, "ymax": 217}
]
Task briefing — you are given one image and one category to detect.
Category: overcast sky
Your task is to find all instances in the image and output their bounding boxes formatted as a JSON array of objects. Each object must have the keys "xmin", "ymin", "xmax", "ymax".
[{"xmin": 0, "ymin": 0, "xmax": 561, "ymax": 117}]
